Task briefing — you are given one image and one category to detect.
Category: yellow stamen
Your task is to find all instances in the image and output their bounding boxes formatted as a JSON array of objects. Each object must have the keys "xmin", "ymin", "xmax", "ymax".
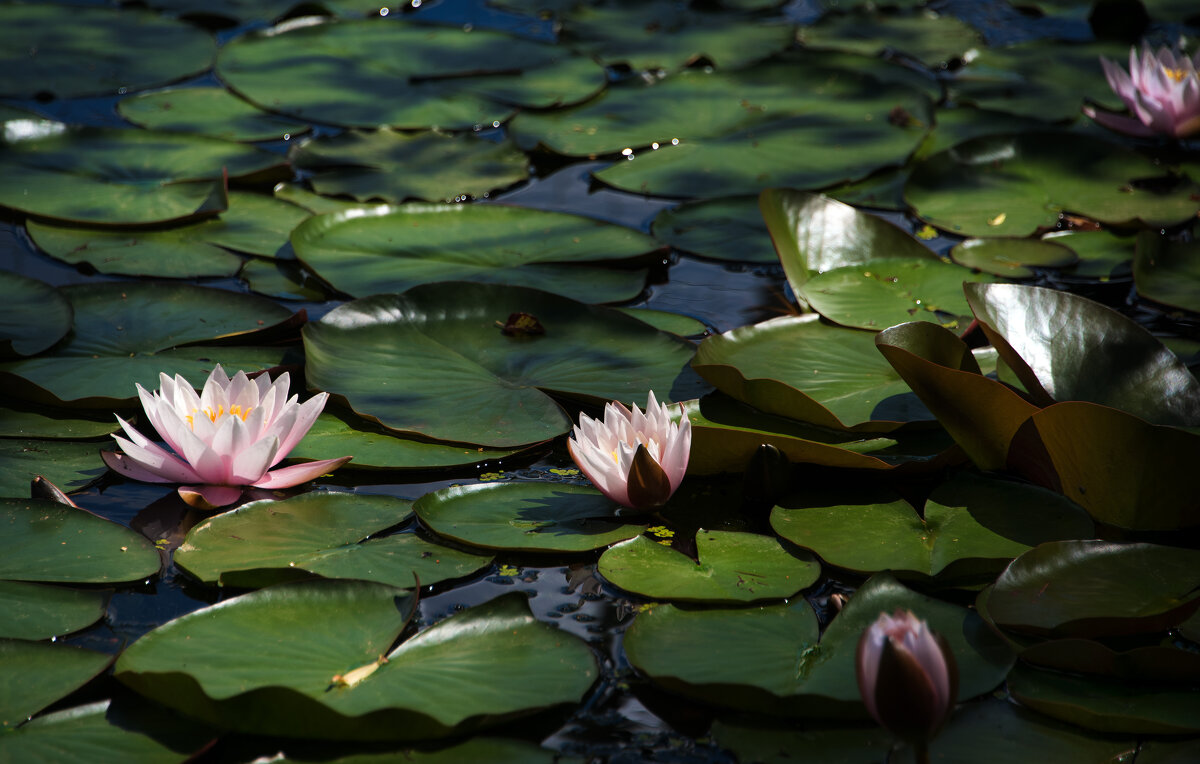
[
  {"xmin": 186, "ymin": 405, "xmax": 253, "ymax": 430},
  {"xmin": 1162, "ymin": 66, "xmax": 1192, "ymax": 83}
]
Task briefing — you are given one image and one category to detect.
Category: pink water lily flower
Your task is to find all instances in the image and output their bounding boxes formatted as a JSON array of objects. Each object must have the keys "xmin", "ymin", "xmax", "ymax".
[
  {"xmin": 1085, "ymin": 44, "xmax": 1200, "ymax": 138},
  {"xmin": 101, "ymin": 365, "xmax": 350, "ymax": 510},
  {"xmin": 857, "ymin": 609, "xmax": 957, "ymax": 750},
  {"xmin": 567, "ymin": 391, "xmax": 690, "ymax": 511}
]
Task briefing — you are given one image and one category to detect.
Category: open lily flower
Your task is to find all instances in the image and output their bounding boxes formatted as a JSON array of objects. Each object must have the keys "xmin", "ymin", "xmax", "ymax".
[
  {"xmin": 857, "ymin": 609, "xmax": 957, "ymax": 748},
  {"xmin": 1085, "ymin": 44, "xmax": 1200, "ymax": 138},
  {"xmin": 101, "ymin": 365, "xmax": 351, "ymax": 510},
  {"xmin": 567, "ymin": 391, "xmax": 690, "ymax": 511}
]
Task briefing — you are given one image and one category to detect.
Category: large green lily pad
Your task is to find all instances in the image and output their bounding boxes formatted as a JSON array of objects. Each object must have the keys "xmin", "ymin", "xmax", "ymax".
[
  {"xmin": 1044, "ymin": 229, "xmax": 1134, "ymax": 280},
  {"xmin": 0, "ymin": 4, "xmax": 215, "ymax": 99},
  {"xmin": 965, "ymin": 282, "xmax": 1200, "ymax": 426},
  {"xmin": 118, "ymin": 86, "xmax": 310, "ymax": 142},
  {"xmin": 799, "ymin": 9, "xmax": 981, "ymax": 67},
  {"xmin": 801, "ymin": 257, "xmax": 1000, "ymax": 331},
  {"xmin": 772, "ymin": 473, "xmax": 1093, "ymax": 581},
  {"xmin": 303, "ymin": 284, "xmax": 697, "ymax": 447},
  {"xmin": 0, "ymin": 498, "xmax": 160, "ymax": 584},
  {"xmin": 0, "ymin": 580, "xmax": 108, "ymax": 641},
  {"xmin": 0, "ymin": 127, "xmax": 286, "ymax": 225},
  {"xmin": 286, "ymin": 410, "xmax": 524, "ymax": 471},
  {"xmin": 978, "ymin": 540, "xmax": 1200, "ymax": 638},
  {"xmin": 0, "ymin": 439, "xmax": 107, "ymax": 498},
  {"xmin": 291, "ymin": 130, "xmax": 529, "ymax": 203},
  {"xmin": 692, "ymin": 314, "xmax": 931, "ymax": 431},
  {"xmin": 623, "ymin": 572, "xmax": 1013, "ymax": 716},
  {"xmin": 0, "ymin": 273, "xmax": 72, "ymax": 357},
  {"xmin": 115, "ymin": 583, "xmax": 598, "ymax": 740},
  {"xmin": 598, "ymin": 530, "xmax": 819, "ymax": 602},
  {"xmin": 905, "ymin": 132, "xmax": 1200, "ymax": 237},
  {"xmin": 413, "ymin": 482, "xmax": 645, "ymax": 553},
  {"xmin": 175, "ymin": 492, "xmax": 492, "ymax": 589},
  {"xmin": 291, "ymin": 203, "xmax": 656, "ymax": 303},
  {"xmin": 0, "ymin": 282, "xmax": 294, "ymax": 407},
  {"xmin": 217, "ymin": 18, "xmax": 606, "ymax": 129},
  {"xmin": 950, "ymin": 238, "xmax": 1078, "ymax": 279},
  {"xmin": 0, "ymin": 640, "xmax": 113, "ymax": 729},
  {"xmin": 651, "ymin": 197, "xmax": 778, "ymax": 264}
]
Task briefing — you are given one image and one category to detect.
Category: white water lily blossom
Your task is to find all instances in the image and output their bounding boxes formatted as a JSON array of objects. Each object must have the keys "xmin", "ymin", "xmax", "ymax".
[
  {"xmin": 101, "ymin": 365, "xmax": 351, "ymax": 509},
  {"xmin": 567, "ymin": 391, "xmax": 690, "ymax": 511},
  {"xmin": 1085, "ymin": 43, "xmax": 1200, "ymax": 138}
]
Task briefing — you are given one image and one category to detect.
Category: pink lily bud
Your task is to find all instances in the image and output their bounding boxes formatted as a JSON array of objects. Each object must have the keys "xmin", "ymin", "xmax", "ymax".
[{"xmin": 856, "ymin": 609, "xmax": 958, "ymax": 745}]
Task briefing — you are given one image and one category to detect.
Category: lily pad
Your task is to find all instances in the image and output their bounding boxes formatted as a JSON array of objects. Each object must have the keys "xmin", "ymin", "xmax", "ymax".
[
  {"xmin": 175, "ymin": 492, "xmax": 492, "ymax": 589},
  {"xmin": 1020, "ymin": 638, "xmax": 1200, "ymax": 684},
  {"xmin": 1008, "ymin": 663, "xmax": 1200, "ymax": 734},
  {"xmin": 0, "ymin": 640, "xmax": 114, "ymax": 729},
  {"xmin": 303, "ymin": 283, "xmax": 697, "ymax": 447},
  {"xmin": 0, "ymin": 581, "xmax": 107, "ymax": 641},
  {"xmin": 799, "ymin": 9, "xmax": 982, "ymax": 67},
  {"xmin": 290, "ymin": 204, "xmax": 656, "ymax": 303},
  {"xmin": 0, "ymin": 4, "xmax": 215, "ymax": 99},
  {"xmin": 413, "ymin": 482, "xmax": 644, "ymax": 553},
  {"xmin": 291, "ymin": 130, "xmax": 529, "ymax": 203},
  {"xmin": 1006, "ymin": 400, "xmax": 1200, "ymax": 530},
  {"xmin": 965, "ymin": 282, "xmax": 1200, "ymax": 426},
  {"xmin": 27, "ymin": 191, "xmax": 311, "ymax": 277},
  {"xmin": 559, "ymin": 0, "xmax": 793, "ymax": 71},
  {"xmin": 0, "ymin": 281, "xmax": 294, "ymax": 407},
  {"xmin": 1134, "ymin": 232, "xmax": 1200, "ymax": 314},
  {"xmin": 0, "ymin": 699, "xmax": 217, "ymax": 762},
  {"xmin": 617, "ymin": 308, "xmax": 708, "ymax": 337},
  {"xmin": 651, "ymin": 197, "xmax": 779, "ymax": 264},
  {"xmin": 758, "ymin": 190, "xmax": 939, "ymax": 304},
  {"xmin": 622, "ymin": 572, "xmax": 1013, "ymax": 715},
  {"xmin": 287, "ymin": 410, "xmax": 524, "ymax": 471},
  {"xmin": 874, "ymin": 321, "xmax": 1040, "ymax": 471},
  {"xmin": 216, "ymin": 18, "xmax": 606, "ymax": 129},
  {"xmin": 1043, "ymin": 230, "xmax": 1133, "ymax": 280},
  {"xmin": 0, "ymin": 127, "xmax": 286, "ymax": 225},
  {"xmin": 0, "ymin": 272, "xmax": 72, "ymax": 358},
  {"xmin": 118, "ymin": 86, "xmax": 310, "ymax": 142},
  {"xmin": 692, "ymin": 314, "xmax": 931, "ymax": 431},
  {"xmin": 801, "ymin": 257, "xmax": 1000, "ymax": 331},
  {"xmin": 0, "ymin": 439, "xmax": 107, "ymax": 499},
  {"xmin": 0, "ymin": 498, "xmax": 160, "ymax": 584},
  {"xmin": 710, "ymin": 720, "xmax": 893, "ymax": 764},
  {"xmin": 950, "ymin": 238, "xmax": 1078, "ymax": 278},
  {"xmin": 597, "ymin": 530, "xmax": 819, "ymax": 603},
  {"xmin": 979, "ymin": 540, "xmax": 1200, "ymax": 638},
  {"xmin": 115, "ymin": 583, "xmax": 598, "ymax": 740},
  {"xmin": 905, "ymin": 132, "xmax": 1200, "ymax": 237},
  {"xmin": 240, "ymin": 259, "xmax": 331, "ymax": 302},
  {"xmin": 772, "ymin": 473, "xmax": 1093, "ymax": 582}
]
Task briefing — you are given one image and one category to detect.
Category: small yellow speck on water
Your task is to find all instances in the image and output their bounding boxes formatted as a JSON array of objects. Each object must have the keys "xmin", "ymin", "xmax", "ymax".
[
  {"xmin": 120, "ymin": 546, "xmax": 127, "ymax": 552},
  {"xmin": 647, "ymin": 525, "xmax": 675, "ymax": 539},
  {"xmin": 549, "ymin": 468, "xmax": 579, "ymax": 476},
  {"xmin": 916, "ymin": 225, "xmax": 938, "ymax": 240},
  {"xmin": 988, "ymin": 213, "xmax": 1006, "ymax": 226},
  {"xmin": 497, "ymin": 564, "xmax": 520, "ymax": 576},
  {"xmin": 480, "ymin": 471, "xmax": 504, "ymax": 481}
]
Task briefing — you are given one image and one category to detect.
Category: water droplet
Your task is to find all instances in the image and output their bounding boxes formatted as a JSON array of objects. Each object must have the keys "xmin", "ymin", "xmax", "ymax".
[{"xmin": 379, "ymin": 7, "xmax": 389, "ymax": 15}]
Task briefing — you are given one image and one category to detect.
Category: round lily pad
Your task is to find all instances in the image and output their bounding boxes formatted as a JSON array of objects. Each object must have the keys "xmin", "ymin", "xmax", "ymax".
[
  {"xmin": 771, "ymin": 473, "xmax": 1093, "ymax": 582},
  {"xmin": 979, "ymin": 540, "xmax": 1200, "ymax": 638},
  {"xmin": 287, "ymin": 411, "xmax": 524, "ymax": 471},
  {"xmin": 290, "ymin": 203, "xmax": 657, "ymax": 303},
  {"xmin": 950, "ymin": 238, "xmax": 1078, "ymax": 278},
  {"xmin": 413, "ymin": 482, "xmax": 644, "ymax": 553},
  {"xmin": 1134, "ymin": 232, "xmax": 1200, "ymax": 314},
  {"xmin": 623, "ymin": 572, "xmax": 1013, "ymax": 715},
  {"xmin": 905, "ymin": 132, "xmax": 1200, "ymax": 237},
  {"xmin": 0, "ymin": 127, "xmax": 286, "ymax": 225},
  {"xmin": 216, "ymin": 18, "xmax": 606, "ymax": 129},
  {"xmin": 0, "ymin": 439, "xmax": 107, "ymax": 499},
  {"xmin": 175, "ymin": 492, "xmax": 492, "ymax": 589},
  {"xmin": 0, "ymin": 272, "xmax": 71, "ymax": 357},
  {"xmin": 0, "ymin": 498, "xmax": 160, "ymax": 584},
  {"xmin": 0, "ymin": 4, "xmax": 216, "ymax": 99},
  {"xmin": 115, "ymin": 583, "xmax": 598, "ymax": 740},
  {"xmin": 292, "ymin": 130, "xmax": 529, "ymax": 203},
  {"xmin": 0, "ymin": 640, "xmax": 114, "ymax": 729},
  {"xmin": 651, "ymin": 197, "xmax": 778, "ymax": 264},
  {"xmin": 303, "ymin": 283, "xmax": 697, "ymax": 447},
  {"xmin": 598, "ymin": 530, "xmax": 820, "ymax": 602},
  {"xmin": 0, "ymin": 580, "xmax": 108, "ymax": 641},
  {"xmin": 118, "ymin": 86, "xmax": 310, "ymax": 142},
  {"xmin": 801, "ymin": 257, "xmax": 1000, "ymax": 331},
  {"xmin": 0, "ymin": 281, "xmax": 294, "ymax": 407},
  {"xmin": 799, "ymin": 9, "xmax": 982, "ymax": 67},
  {"xmin": 692, "ymin": 314, "xmax": 931, "ymax": 431},
  {"xmin": 1043, "ymin": 230, "xmax": 1133, "ymax": 280}
]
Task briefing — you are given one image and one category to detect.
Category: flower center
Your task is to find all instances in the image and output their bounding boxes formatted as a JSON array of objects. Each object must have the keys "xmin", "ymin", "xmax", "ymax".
[
  {"xmin": 185, "ymin": 405, "xmax": 253, "ymax": 429},
  {"xmin": 1161, "ymin": 66, "xmax": 1193, "ymax": 83}
]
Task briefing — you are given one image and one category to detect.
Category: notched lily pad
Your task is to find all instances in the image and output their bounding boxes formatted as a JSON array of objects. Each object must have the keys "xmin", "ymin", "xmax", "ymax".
[
  {"xmin": 0, "ymin": 272, "xmax": 72, "ymax": 358},
  {"xmin": 0, "ymin": 580, "xmax": 108, "ymax": 641},
  {"xmin": 118, "ymin": 86, "xmax": 310, "ymax": 142},
  {"xmin": 0, "ymin": 640, "xmax": 114, "ymax": 729}
]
